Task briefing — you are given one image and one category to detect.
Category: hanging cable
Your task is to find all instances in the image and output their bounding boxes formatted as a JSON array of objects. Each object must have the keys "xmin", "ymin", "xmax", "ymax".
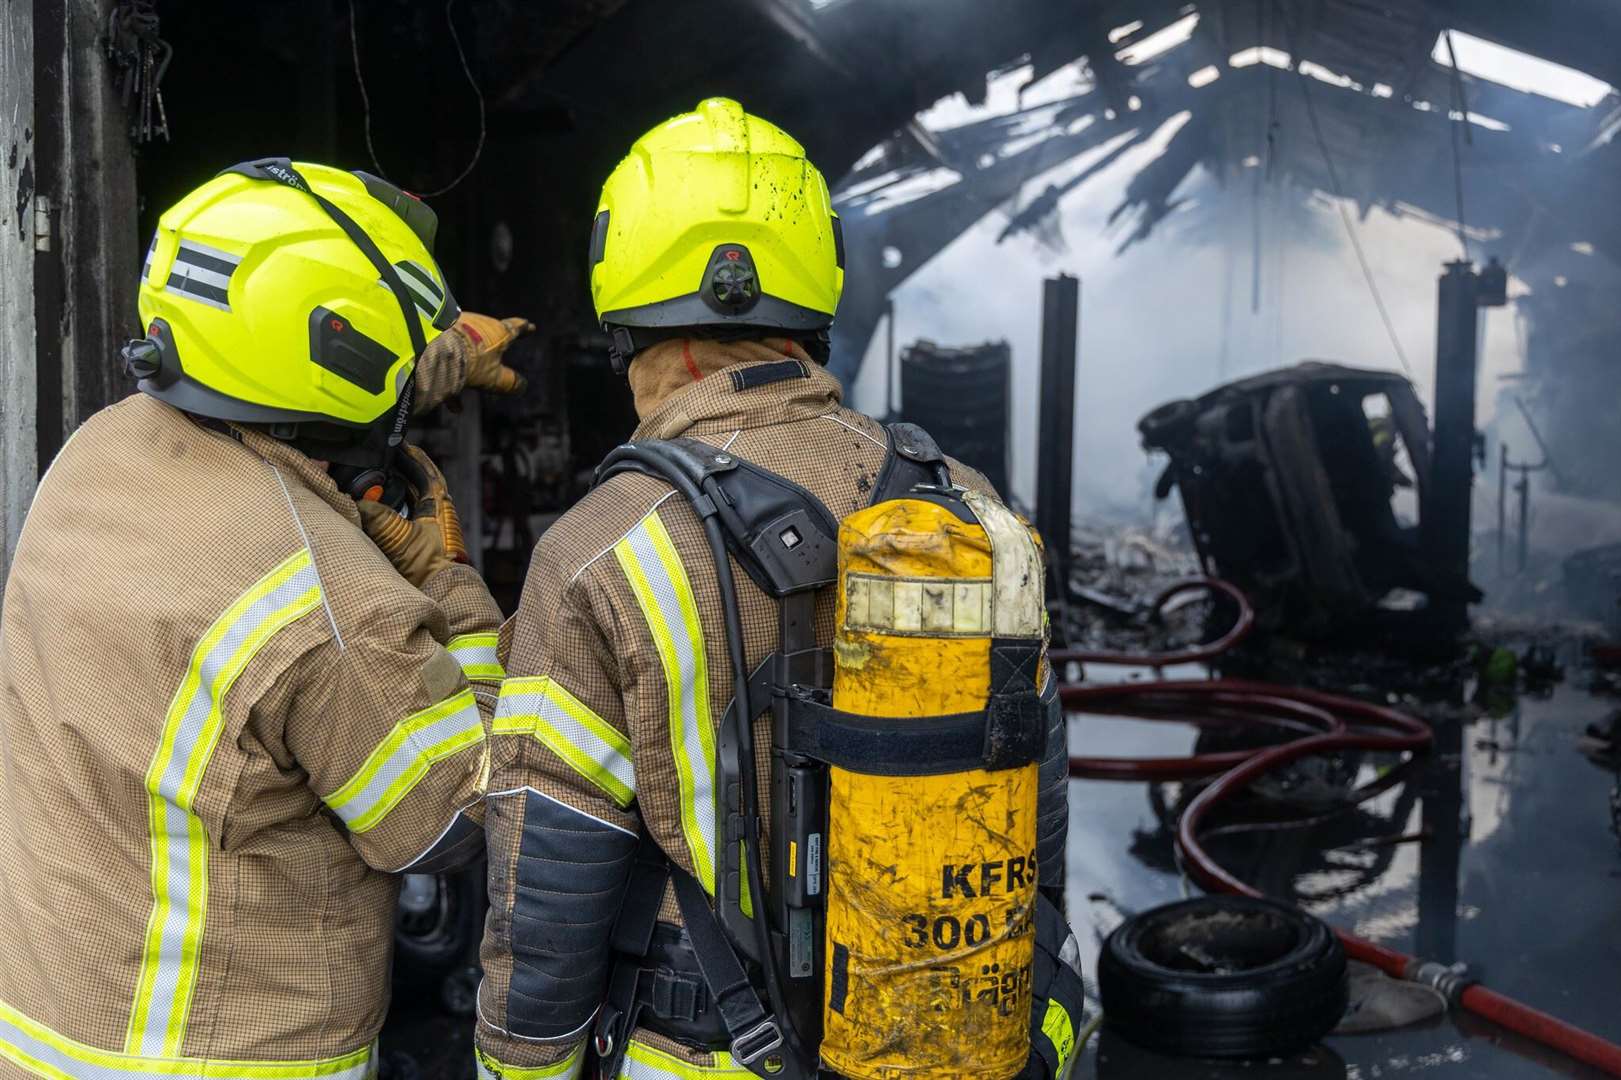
[
  {"xmin": 1442, "ymin": 31, "xmax": 1473, "ymax": 258},
  {"xmin": 1282, "ymin": 14, "xmax": 1413, "ymax": 375},
  {"xmin": 348, "ymin": 0, "xmax": 487, "ymax": 198},
  {"xmin": 1249, "ymin": 0, "xmax": 1268, "ymax": 314},
  {"xmin": 1264, "ymin": 0, "xmax": 1280, "ymax": 183}
]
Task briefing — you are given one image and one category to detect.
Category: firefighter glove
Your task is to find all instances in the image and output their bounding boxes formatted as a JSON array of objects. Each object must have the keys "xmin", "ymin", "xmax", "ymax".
[
  {"xmin": 356, "ymin": 445, "xmax": 469, "ymax": 587},
  {"xmin": 453, "ymin": 312, "xmax": 534, "ymax": 395}
]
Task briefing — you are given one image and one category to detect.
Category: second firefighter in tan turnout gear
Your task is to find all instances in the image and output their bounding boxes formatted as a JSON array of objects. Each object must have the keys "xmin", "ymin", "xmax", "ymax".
[
  {"xmin": 478, "ymin": 99, "xmax": 1079, "ymax": 1080},
  {"xmin": 0, "ymin": 159, "xmax": 525, "ymax": 1079},
  {"xmin": 475, "ymin": 342, "xmax": 1009, "ymax": 1078}
]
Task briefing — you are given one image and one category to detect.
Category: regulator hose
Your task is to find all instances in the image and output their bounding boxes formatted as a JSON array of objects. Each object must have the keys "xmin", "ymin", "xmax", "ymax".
[{"xmin": 1058, "ymin": 579, "xmax": 1621, "ymax": 1077}]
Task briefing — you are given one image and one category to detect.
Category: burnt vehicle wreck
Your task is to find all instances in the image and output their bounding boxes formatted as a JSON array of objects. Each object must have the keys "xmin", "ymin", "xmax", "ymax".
[{"xmin": 1140, "ymin": 362, "xmax": 1481, "ymax": 641}]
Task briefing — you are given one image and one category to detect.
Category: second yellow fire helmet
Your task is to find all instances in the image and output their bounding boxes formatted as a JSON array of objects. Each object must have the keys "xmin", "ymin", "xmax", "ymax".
[{"xmin": 590, "ymin": 97, "xmax": 845, "ymax": 372}]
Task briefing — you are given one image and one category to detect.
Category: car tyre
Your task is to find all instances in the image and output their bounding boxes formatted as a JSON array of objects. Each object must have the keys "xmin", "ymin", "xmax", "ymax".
[{"xmin": 1098, "ymin": 895, "xmax": 1347, "ymax": 1059}]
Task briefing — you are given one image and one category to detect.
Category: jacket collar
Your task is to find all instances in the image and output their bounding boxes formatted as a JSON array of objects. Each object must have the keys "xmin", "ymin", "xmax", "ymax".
[
  {"xmin": 130, "ymin": 394, "xmax": 360, "ymax": 525},
  {"xmin": 231, "ymin": 424, "xmax": 361, "ymax": 525},
  {"xmin": 631, "ymin": 360, "xmax": 844, "ymax": 442}
]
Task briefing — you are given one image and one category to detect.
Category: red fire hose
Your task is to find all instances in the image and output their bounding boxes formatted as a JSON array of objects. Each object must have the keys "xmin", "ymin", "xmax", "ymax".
[
  {"xmin": 1051, "ymin": 577, "xmax": 1256, "ymax": 669},
  {"xmin": 1056, "ymin": 579, "xmax": 1621, "ymax": 1077}
]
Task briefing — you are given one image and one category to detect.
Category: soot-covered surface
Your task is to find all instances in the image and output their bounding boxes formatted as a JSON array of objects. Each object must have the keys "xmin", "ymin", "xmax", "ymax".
[{"xmin": 1065, "ymin": 661, "xmax": 1621, "ymax": 1079}]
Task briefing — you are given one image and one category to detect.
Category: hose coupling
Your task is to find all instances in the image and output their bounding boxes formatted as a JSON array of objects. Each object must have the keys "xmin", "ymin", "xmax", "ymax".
[{"xmin": 1404, "ymin": 959, "xmax": 1475, "ymax": 1004}]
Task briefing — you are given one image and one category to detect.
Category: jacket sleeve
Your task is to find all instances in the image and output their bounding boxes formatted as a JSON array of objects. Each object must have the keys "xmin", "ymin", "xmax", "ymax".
[
  {"xmin": 284, "ymin": 561, "xmax": 503, "ymax": 873},
  {"xmin": 476, "ymin": 537, "xmax": 639, "ymax": 1076}
]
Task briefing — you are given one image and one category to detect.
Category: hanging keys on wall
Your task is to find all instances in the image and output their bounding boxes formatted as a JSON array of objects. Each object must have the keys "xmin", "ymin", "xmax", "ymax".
[{"xmin": 105, "ymin": 1, "xmax": 172, "ymax": 145}]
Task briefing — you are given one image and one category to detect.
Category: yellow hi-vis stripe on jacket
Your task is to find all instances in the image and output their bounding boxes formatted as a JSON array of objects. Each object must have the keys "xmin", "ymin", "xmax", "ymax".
[
  {"xmin": 1, "ymin": 997, "xmax": 373, "ymax": 1079},
  {"xmin": 126, "ymin": 550, "xmax": 324, "ymax": 1058},
  {"xmin": 474, "ymin": 1043, "xmax": 585, "ymax": 1080},
  {"xmin": 447, "ymin": 633, "xmax": 504, "ymax": 681},
  {"xmin": 323, "ymin": 688, "xmax": 486, "ymax": 832},
  {"xmin": 614, "ymin": 511, "xmax": 717, "ymax": 893},
  {"xmin": 618, "ymin": 1040, "xmax": 751, "ymax": 1079},
  {"xmin": 493, "ymin": 677, "xmax": 636, "ymax": 808}
]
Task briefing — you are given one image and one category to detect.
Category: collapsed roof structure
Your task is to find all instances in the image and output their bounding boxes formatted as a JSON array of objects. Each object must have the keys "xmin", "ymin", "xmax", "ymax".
[{"xmin": 824, "ymin": 1, "xmax": 1620, "ymax": 500}]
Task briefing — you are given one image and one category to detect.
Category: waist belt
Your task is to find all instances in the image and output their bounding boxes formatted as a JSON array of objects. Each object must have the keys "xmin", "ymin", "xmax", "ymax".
[
  {"xmin": 620, "ymin": 923, "xmax": 732, "ymax": 1049},
  {"xmin": 597, "ymin": 844, "xmax": 784, "ymax": 1079}
]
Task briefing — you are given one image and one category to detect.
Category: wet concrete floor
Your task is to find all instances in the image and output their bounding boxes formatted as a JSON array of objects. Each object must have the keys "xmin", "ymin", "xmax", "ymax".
[{"xmin": 1065, "ymin": 662, "xmax": 1621, "ymax": 1079}]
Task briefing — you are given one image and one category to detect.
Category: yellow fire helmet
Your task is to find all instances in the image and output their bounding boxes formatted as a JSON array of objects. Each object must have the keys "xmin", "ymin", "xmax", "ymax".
[
  {"xmin": 126, "ymin": 157, "xmax": 458, "ymax": 464},
  {"xmin": 590, "ymin": 97, "xmax": 845, "ymax": 373}
]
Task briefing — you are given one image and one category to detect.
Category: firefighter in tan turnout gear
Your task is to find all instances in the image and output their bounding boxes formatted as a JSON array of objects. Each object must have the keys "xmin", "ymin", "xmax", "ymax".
[
  {"xmin": 0, "ymin": 159, "xmax": 529, "ymax": 1078},
  {"xmin": 476, "ymin": 99, "xmax": 1084, "ymax": 1080}
]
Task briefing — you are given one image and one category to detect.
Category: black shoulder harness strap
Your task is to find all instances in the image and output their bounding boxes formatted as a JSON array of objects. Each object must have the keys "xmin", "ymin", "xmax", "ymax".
[
  {"xmin": 594, "ymin": 436, "xmax": 835, "ymax": 1080},
  {"xmin": 871, "ymin": 421, "xmax": 950, "ymax": 503}
]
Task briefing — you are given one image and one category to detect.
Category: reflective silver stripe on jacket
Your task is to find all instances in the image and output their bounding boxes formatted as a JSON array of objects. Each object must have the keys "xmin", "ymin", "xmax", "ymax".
[
  {"xmin": 127, "ymin": 550, "xmax": 324, "ymax": 1057},
  {"xmin": 613, "ymin": 511, "xmax": 718, "ymax": 892},
  {"xmin": 494, "ymin": 677, "xmax": 636, "ymax": 808},
  {"xmin": 2, "ymin": 997, "xmax": 374, "ymax": 1080}
]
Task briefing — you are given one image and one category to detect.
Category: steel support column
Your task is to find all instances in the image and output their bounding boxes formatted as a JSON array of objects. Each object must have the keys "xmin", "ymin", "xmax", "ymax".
[
  {"xmin": 1036, "ymin": 274, "xmax": 1079, "ymax": 615},
  {"xmin": 1424, "ymin": 258, "xmax": 1505, "ymax": 629}
]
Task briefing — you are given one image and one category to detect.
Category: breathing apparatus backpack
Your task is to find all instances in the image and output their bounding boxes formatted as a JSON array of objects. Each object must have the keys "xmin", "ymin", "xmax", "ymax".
[{"xmin": 592, "ymin": 424, "xmax": 1079, "ymax": 1080}]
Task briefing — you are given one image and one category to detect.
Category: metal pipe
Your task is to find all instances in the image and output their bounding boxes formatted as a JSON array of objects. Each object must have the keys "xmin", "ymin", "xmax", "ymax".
[
  {"xmin": 1498, "ymin": 441, "xmax": 1508, "ymax": 578},
  {"xmin": 1036, "ymin": 274, "xmax": 1079, "ymax": 610},
  {"xmin": 884, "ymin": 297, "xmax": 896, "ymax": 419},
  {"xmin": 1426, "ymin": 261, "xmax": 1483, "ymax": 628},
  {"xmin": 1517, "ymin": 467, "xmax": 1531, "ymax": 572}
]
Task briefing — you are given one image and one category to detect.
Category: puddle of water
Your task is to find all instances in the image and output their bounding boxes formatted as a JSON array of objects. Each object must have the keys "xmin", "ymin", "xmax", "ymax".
[{"xmin": 1064, "ymin": 680, "xmax": 1621, "ymax": 1079}]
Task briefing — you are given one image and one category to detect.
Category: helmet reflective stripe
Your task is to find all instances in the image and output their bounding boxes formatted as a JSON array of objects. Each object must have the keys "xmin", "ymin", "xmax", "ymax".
[
  {"xmin": 142, "ymin": 233, "xmax": 157, "ymax": 282},
  {"xmin": 391, "ymin": 260, "xmax": 445, "ymax": 318},
  {"xmin": 163, "ymin": 240, "xmax": 243, "ymax": 313}
]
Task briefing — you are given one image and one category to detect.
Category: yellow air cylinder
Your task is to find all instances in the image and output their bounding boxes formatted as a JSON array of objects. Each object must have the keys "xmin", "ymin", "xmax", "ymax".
[{"xmin": 820, "ymin": 490, "xmax": 1045, "ymax": 1080}]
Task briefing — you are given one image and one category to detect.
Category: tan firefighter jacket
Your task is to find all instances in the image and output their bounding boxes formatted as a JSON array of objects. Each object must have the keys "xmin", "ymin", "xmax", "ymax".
[
  {"xmin": 0, "ymin": 377, "xmax": 503, "ymax": 1078},
  {"xmin": 476, "ymin": 359, "xmax": 1009, "ymax": 1079}
]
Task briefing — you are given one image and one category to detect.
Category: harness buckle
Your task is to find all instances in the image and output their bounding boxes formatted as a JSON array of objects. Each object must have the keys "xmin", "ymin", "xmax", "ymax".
[
  {"xmin": 730, "ymin": 1019, "xmax": 784, "ymax": 1066},
  {"xmin": 649, "ymin": 969, "xmax": 704, "ymax": 1021}
]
